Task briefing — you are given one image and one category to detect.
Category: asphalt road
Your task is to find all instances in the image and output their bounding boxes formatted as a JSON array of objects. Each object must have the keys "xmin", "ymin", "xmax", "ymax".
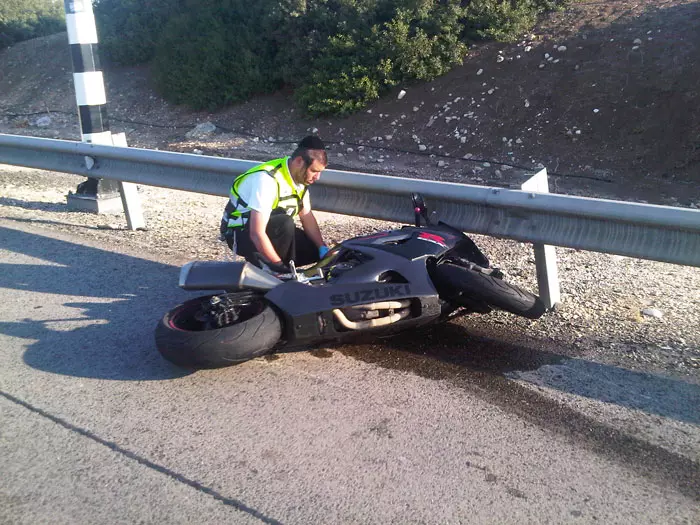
[{"xmin": 1, "ymin": 219, "xmax": 698, "ymax": 524}]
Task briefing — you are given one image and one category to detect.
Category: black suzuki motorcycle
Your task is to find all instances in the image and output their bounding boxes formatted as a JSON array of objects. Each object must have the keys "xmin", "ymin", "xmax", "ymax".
[{"xmin": 155, "ymin": 194, "xmax": 545, "ymax": 367}]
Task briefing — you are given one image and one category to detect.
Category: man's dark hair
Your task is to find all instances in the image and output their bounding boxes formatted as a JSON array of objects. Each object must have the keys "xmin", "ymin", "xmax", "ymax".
[{"xmin": 291, "ymin": 135, "xmax": 328, "ymax": 166}]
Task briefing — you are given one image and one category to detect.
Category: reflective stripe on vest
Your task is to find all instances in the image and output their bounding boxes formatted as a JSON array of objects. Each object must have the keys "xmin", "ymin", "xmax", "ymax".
[{"xmin": 224, "ymin": 157, "xmax": 307, "ymax": 231}]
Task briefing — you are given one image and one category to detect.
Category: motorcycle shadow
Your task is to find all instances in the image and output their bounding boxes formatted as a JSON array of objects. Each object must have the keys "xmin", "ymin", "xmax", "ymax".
[{"xmin": 328, "ymin": 320, "xmax": 700, "ymax": 426}]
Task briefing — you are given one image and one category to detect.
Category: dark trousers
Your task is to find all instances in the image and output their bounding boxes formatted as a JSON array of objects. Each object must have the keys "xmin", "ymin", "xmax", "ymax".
[{"xmin": 226, "ymin": 214, "xmax": 319, "ymax": 266}]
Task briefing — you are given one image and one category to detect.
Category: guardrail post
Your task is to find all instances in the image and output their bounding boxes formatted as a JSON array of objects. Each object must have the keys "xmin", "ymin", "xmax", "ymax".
[
  {"xmin": 63, "ymin": 0, "xmax": 122, "ymax": 213},
  {"xmin": 111, "ymin": 133, "xmax": 145, "ymax": 230},
  {"xmin": 521, "ymin": 169, "xmax": 561, "ymax": 309}
]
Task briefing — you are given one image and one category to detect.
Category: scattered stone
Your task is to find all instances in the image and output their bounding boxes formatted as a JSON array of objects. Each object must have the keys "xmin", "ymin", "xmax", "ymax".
[
  {"xmin": 593, "ymin": 108, "xmax": 600, "ymax": 113},
  {"xmin": 384, "ymin": 135, "xmax": 393, "ymax": 141},
  {"xmin": 418, "ymin": 144, "xmax": 427, "ymax": 151},
  {"xmin": 346, "ymin": 147, "xmax": 354, "ymax": 153},
  {"xmin": 524, "ymin": 46, "xmax": 532, "ymax": 52},
  {"xmin": 35, "ymin": 115, "xmax": 52, "ymax": 127},
  {"xmin": 413, "ymin": 106, "xmax": 420, "ymax": 112},
  {"xmin": 476, "ymin": 69, "xmax": 484, "ymax": 75},
  {"xmin": 496, "ymin": 55, "xmax": 505, "ymax": 63},
  {"xmin": 192, "ymin": 149, "xmax": 203, "ymax": 155},
  {"xmin": 185, "ymin": 122, "xmax": 216, "ymax": 139},
  {"xmin": 397, "ymin": 89, "xmax": 407, "ymax": 100},
  {"xmin": 641, "ymin": 308, "xmax": 663, "ymax": 318},
  {"xmin": 525, "ymin": 100, "xmax": 530, "ymax": 108},
  {"xmin": 337, "ymin": 153, "xmax": 344, "ymax": 158},
  {"xmin": 557, "ymin": 45, "xmax": 567, "ymax": 52},
  {"xmin": 633, "ymin": 38, "xmax": 642, "ymax": 45},
  {"xmin": 437, "ymin": 160, "xmax": 446, "ymax": 168}
]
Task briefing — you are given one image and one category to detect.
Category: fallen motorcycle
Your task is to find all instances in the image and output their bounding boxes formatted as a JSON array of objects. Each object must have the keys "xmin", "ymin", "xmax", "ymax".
[{"xmin": 155, "ymin": 194, "xmax": 546, "ymax": 367}]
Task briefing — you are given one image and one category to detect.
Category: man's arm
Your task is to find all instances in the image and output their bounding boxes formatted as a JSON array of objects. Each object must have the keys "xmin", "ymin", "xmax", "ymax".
[
  {"xmin": 299, "ymin": 208, "xmax": 325, "ymax": 248},
  {"xmin": 248, "ymin": 210, "xmax": 284, "ymax": 264}
]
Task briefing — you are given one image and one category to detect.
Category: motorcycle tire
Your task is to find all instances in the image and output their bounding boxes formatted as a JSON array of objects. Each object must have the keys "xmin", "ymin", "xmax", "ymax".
[
  {"xmin": 433, "ymin": 262, "xmax": 546, "ymax": 319},
  {"xmin": 155, "ymin": 293, "xmax": 282, "ymax": 368}
]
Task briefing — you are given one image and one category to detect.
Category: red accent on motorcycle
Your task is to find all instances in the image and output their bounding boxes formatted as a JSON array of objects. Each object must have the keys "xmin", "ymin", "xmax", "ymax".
[{"xmin": 417, "ymin": 232, "xmax": 447, "ymax": 247}]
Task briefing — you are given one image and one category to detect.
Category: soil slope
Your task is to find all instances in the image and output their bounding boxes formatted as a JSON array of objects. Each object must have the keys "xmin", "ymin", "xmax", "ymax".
[{"xmin": 0, "ymin": 0, "xmax": 699, "ymax": 206}]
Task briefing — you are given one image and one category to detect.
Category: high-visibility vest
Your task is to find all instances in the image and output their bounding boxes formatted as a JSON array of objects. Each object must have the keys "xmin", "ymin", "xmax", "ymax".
[{"xmin": 221, "ymin": 157, "xmax": 307, "ymax": 233}]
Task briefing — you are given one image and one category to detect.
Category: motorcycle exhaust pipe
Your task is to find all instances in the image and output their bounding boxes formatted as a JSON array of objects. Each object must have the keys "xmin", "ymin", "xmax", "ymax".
[
  {"xmin": 346, "ymin": 300, "xmax": 411, "ymax": 310},
  {"xmin": 333, "ymin": 307, "xmax": 410, "ymax": 330}
]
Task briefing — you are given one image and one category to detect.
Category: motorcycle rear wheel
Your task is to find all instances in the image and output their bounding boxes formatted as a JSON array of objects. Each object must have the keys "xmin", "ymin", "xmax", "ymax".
[
  {"xmin": 155, "ymin": 293, "xmax": 282, "ymax": 368},
  {"xmin": 433, "ymin": 263, "xmax": 546, "ymax": 319}
]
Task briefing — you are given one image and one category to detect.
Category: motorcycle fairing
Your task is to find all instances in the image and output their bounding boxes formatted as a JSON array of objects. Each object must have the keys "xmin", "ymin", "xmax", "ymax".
[{"xmin": 265, "ymin": 244, "xmax": 444, "ymax": 345}]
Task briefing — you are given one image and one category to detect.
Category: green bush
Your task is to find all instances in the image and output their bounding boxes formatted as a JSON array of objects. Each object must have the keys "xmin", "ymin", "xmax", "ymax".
[
  {"xmin": 94, "ymin": 0, "xmax": 180, "ymax": 65},
  {"xmin": 0, "ymin": 0, "xmax": 65, "ymax": 49},
  {"xmin": 153, "ymin": 0, "xmax": 281, "ymax": 110},
  {"xmin": 94, "ymin": 0, "xmax": 570, "ymax": 115},
  {"xmin": 289, "ymin": 1, "xmax": 469, "ymax": 116}
]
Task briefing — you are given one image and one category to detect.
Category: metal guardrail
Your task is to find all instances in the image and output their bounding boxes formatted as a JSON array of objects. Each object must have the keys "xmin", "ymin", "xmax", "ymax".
[{"xmin": 1, "ymin": 133, "xmax": 699, "ymax": 267}]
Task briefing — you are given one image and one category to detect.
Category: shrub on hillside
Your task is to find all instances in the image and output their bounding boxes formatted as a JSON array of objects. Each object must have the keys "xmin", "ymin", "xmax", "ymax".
[
  {"xmin": 0, "ymin": 0, "xmax": 65, "ymax": 49},
  {"xmin": 95, "ymin": 0, "xmax": 569, "ymax": 115},
  {"xmin": 153, "ymin": 0, "xmax": 281, "ymax": 110},
  {"xmin": 94, "ymin": 0, "xmax": 181, "ymax": 65}
]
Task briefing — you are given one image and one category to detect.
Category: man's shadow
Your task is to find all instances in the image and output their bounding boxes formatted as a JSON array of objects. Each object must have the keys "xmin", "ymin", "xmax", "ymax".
[{"xmin": 0, "ymin": 224, "xmax": 199, "ymax": 380}]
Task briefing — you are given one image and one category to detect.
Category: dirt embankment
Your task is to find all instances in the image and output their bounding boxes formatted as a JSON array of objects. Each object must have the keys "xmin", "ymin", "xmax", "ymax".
[{"xmin": 0, "ymin": 0, "xmax": 699, "ymax": 207}]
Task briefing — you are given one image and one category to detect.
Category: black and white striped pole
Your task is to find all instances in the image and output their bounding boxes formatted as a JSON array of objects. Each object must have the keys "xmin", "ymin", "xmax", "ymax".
[{"xmin": 63, "ymin": 0, "xmax": 144, "ymax": 229}]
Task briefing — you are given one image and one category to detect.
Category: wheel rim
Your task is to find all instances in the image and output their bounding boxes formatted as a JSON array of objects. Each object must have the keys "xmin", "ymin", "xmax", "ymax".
[{"xmin": 168, "ymin": 294, "xmax": 265, "ymax": 332}]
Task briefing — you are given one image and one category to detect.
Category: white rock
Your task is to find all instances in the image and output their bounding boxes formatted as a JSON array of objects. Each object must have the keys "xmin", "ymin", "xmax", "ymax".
[
  {"xmin": 418, "ymin": 144, "xmax": 427, "ymax": 151},
  {"xmin": 575, "ymin": 130, "xmax": 582, "ymax": 135},
  {"xmin": 632, "ymin": 46, "xmax": 639, "ymax": 50},
  {"xmin": 557, "ymin": 45, "xmax": 567, "ymax": 52},
  {"xmin": 524, "ymin": 100, "xmax": 530, "ymax": 108},
  {"xmin": 367, "ymin": 109, "xmax": 372, "ymax": 114},
  {"xmin": 376, "ymin": 158, "xmax": 384, "ymax": 163},
  {"xmin": 633, "ymin": 38, "xmax": 642, "ymax": 45},
  {"xmin": 192, "ymin": 149, "xmax": 203, "ymax": 155},
  {"xmin": 539, "ymin": 64, "xmax": 545, "ymax": 69},
  {"xmin": 516, "ymin": 138, "xmax": 523, "ymax": 144},
  {"xmin": 311, "ymin": 127, "xmax": 319, "ymax": 133},
  {"xmin": 641, "ymin": 308, "xmax": 663, "ymax": 318},
  {"xmin": 35, "ymin": 115, "xmax": 52, "ymax": 127},
  {"xmin": 488, "ymin": 89, "xmax": 495, "ymax": 95},
  {"xmin": 476, "ymin": 69, "xmax": 484, "ymax": 75},
  {"xmin": 593, "ymin": 108, "xmax": 600, "ymax": 113},
  {"xmin": 463, "ymin": 153, "xmax": 473, "ymax": 159},
  {"xmin": 460, "ymin": 137, "xmax": 467, "ymax": 144},
  {"xmin": 413, "ymin": 106, "xmax": 420, "ymax": 112},
  {"xmin": 483, "ymin": 162, "xmax": 491, "ymax": 167},
  {"xmin": 496, "ymin": 55, "xmax": 504, "ymax": 63},
  {"xmin": 397, "ymin": 89, "xmax": 407, "ymax": 100},
  {"xmin": 337, "ymin": 153, "xmax": 344, "ymax": 158},
  {"xmin": 185, "ymin": 122, "xmax": 216, "ymax": 139},
  {"xmin": 437, "ymin": 160, "xmax": 446, "ymax": 168},
  {"xmin": 385, "ymin": 135, "xmax": 393, "ymax": 140},
  {"xmin": 524, "ymin": 46, "xmax": 532, "ymax": 52},
  {"xmin": 544, "ymin": 53, "xmax": 550, "ymax": 59},
  {"xmin": 346, "ymin": 147, "xmax": 354, "ymax": 153}
]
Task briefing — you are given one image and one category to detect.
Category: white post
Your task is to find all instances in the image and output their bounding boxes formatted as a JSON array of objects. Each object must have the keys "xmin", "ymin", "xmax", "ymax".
[
  {"xmin": 111, "ymin": 133, "xmax": 145, "ymax": 230},
  {"xmin": 521, "ymin": 169, "xmax": 561, "ymax": 309}
]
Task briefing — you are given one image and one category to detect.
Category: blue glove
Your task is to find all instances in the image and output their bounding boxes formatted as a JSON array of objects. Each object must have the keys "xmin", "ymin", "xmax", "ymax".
[{"xmin": 318, "ymin": 245, "xmax": 330, "ymax": 258}]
